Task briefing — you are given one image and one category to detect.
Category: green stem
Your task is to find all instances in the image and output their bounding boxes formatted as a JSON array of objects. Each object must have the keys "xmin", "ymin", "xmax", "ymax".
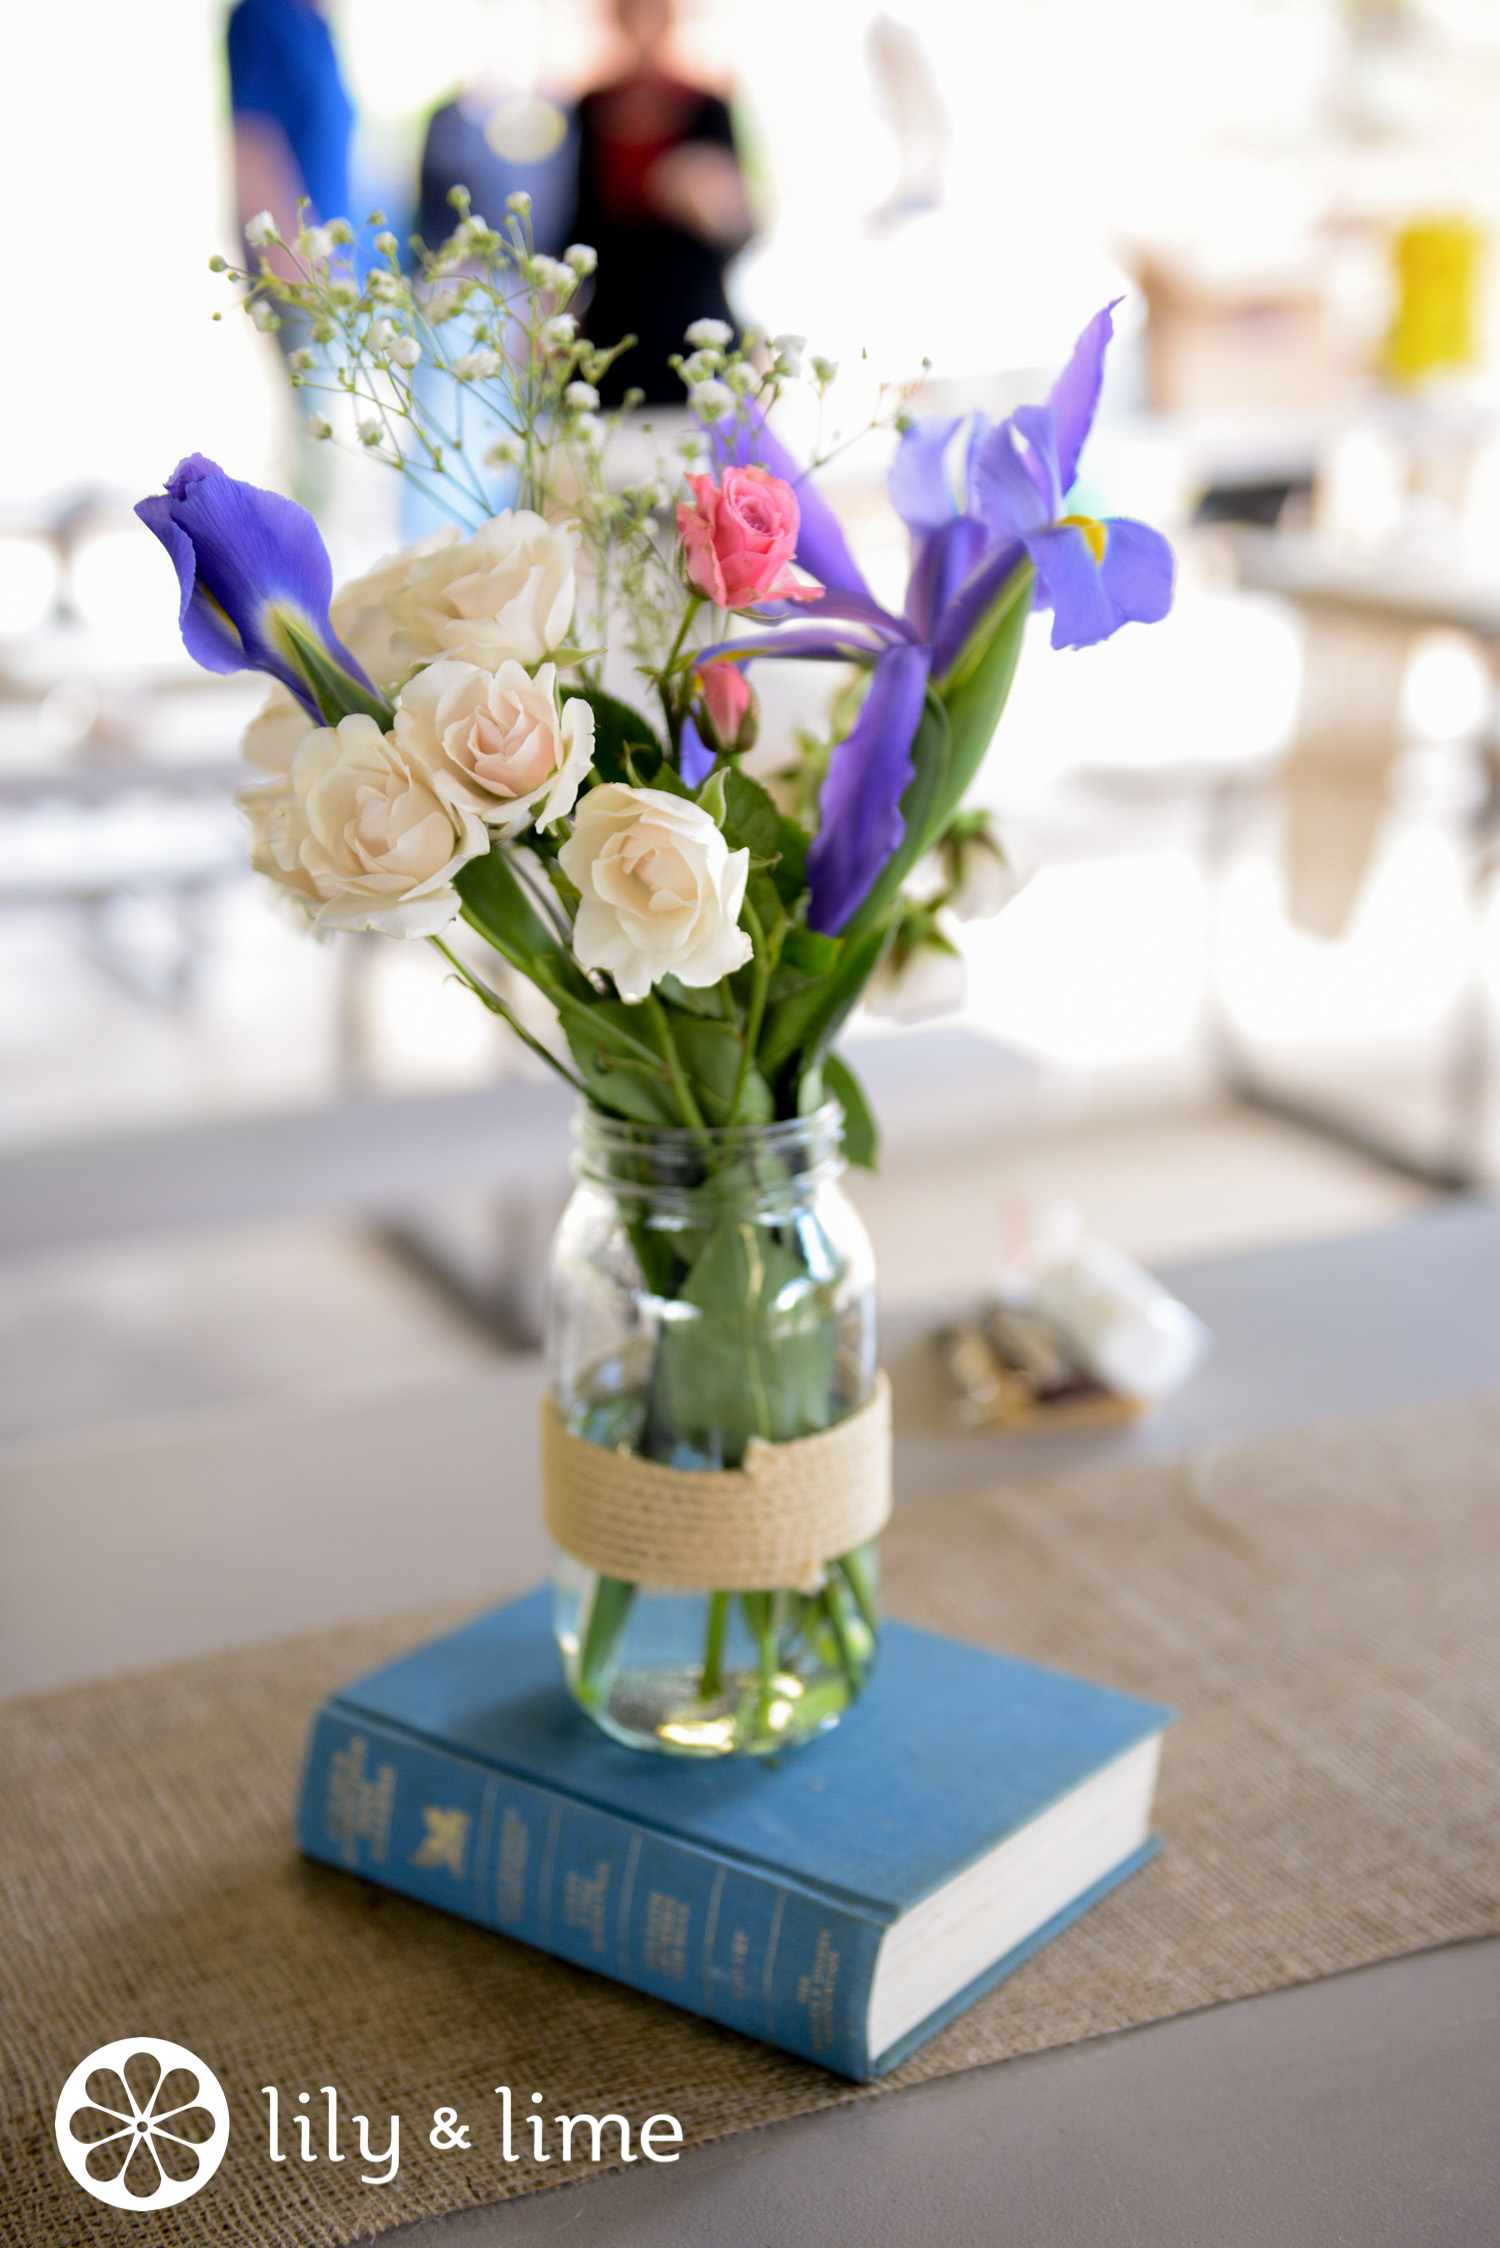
[
  {"xmin": 742, "ymin": 1591, "xmax": 781, "ymax": 1736},
  {"xmin": 700, "ymin": 1591, "xmax": 730, "ymax": 1700},
  {"xmin": 644, "ymin": 994, "xmax": 706, "ymax": 1131},
  {"xmin": 836, "ymin": 1546, "xmax": 881, "ymax": 1638},
  {"xmin": 428, "ymin": 938, "xmax": 590, "ymax": 1094},
  {"xmin": 657, "ymin": 592, "xmax": 704, "ymax": 756},
  {"xmin": 729, "ymin": 897, "xmax": 779, "ymax": 1123},
  {"xmin": 819, "ymin": 1578, "xmax": 863, "ymax": 1695}
]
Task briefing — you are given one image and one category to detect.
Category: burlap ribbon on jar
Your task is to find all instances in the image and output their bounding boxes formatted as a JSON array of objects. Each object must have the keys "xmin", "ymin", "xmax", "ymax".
[{"xmin": 540, "ymin": 1373, "xmax": 892, "ymax": 1594}]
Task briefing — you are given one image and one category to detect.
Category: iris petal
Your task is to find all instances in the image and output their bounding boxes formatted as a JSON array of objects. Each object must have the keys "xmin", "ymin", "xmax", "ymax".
[
  {"xmin": 930, "ymin": 538, "xmax": 1027, "ymax": 677},
  {"xmin": 905, "ymin": 515, "xmax": 990, "ymax": 641},
  {"xmin": 1009, "ymin": 405, "xmax": 1063, "ymax": 518},
  {"xmin": 889, "ymin": 415, "xmax": 965, "ymax": 531},
  {"xmin": 136, "ymin": 495, "xmax": 249, "ymax": 676},
  {"xmin": 1026, "ymin": 522, "xmax": 1119, "ymax": 649},
  {"xmin": 1048, "ymin": 299, "xmax": 1120, "ymax": 499},
  {"xmin": 136, "ymin": 457, "xmax": 379, "ymax": 720},
  {"xmin": 969, "ymin": 422, "xmax": 1051, "ymax": 547},
  {"xmin": 806, "ymin": 642, "xmax": 933, "ymax": 934},
  {"xmin": 1099, "ymin": 516, "xmax": 1175, "ymax": 627},
  {"xmin": 678, "ymin": 715, "xmax": 715, "ymax": 788}
]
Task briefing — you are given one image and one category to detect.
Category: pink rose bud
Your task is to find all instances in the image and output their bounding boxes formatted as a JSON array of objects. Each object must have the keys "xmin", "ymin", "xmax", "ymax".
[
  {"xmin": 676, "ymin": 466, "xmax": 815, "ymax": 610},
  {"xmin": 698, "ymin": 660, "xmax": 757, "ymax": 751}
]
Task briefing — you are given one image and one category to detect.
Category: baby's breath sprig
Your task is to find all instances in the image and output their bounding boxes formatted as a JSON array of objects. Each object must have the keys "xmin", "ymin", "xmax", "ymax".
[{"xmin": 216, "ymin": 196, "xmax": 899, "ymax": 732}]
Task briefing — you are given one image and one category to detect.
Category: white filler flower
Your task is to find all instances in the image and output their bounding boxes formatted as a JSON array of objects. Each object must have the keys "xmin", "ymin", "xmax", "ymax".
[
  {"xmin": 560, "ymin": 784, "xmax": 752, "ymax": 1003},
  {"xmin": 332, "ymin": 513, "xmax": 578, "ymax": 687},
  {"xmin": 394, "ymin": 659, "xmax": 594, "ymax": 837},
  {"xmin": 247, "ymin": 713, "xmax": 488, "ymax": 937}
]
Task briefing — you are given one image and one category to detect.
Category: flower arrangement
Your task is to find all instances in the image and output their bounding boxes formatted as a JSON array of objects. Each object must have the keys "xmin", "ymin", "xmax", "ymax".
[{"xmin": 138, "ymin": 197, "xmax": 1174, "ymax": 1752}]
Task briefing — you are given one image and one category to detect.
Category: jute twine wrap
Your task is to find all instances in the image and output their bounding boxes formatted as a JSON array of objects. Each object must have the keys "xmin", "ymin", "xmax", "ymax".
[
  {"xmin": 6, "ymin": 1390, "xmax": 1500, "ymax": 2245},
  {"xmin": 540, "ymin": 1372, "xmax": 893, "ymax": 1591}
]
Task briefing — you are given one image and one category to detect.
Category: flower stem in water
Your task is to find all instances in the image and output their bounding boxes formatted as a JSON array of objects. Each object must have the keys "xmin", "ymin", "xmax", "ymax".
[{"xmin": 700, "ymin": 1590, "xmax": 730, "ymax": 1700}]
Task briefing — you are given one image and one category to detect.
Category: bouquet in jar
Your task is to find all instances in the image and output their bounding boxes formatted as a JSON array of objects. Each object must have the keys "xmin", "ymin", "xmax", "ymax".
[{"xmin": 138, "ymin": 194, "xmax": 1173, "ymax": 1754}]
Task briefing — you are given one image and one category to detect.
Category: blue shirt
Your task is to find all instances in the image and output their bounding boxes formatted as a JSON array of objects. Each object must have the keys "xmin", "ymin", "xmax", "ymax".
[{"xmin": 227, "ymin": 0, "xmax": 353, "ymax": 226}]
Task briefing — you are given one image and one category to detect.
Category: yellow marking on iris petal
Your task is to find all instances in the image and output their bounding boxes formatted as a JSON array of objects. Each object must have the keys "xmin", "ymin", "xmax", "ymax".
[{"xmin": 1059, "ymin": 514, "xmax": 1107, "ymax": 564}]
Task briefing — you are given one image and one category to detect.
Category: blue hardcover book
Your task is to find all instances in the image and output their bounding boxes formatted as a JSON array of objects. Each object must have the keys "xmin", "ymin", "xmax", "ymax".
[{"xmin": 297, "ymin": 1589, "xmax": 1170, "ymax": 2081}]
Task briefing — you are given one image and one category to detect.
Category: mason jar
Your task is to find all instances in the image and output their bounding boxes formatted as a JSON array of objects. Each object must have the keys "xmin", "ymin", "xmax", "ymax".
[{"xmin": 545, "ymin": 1102, "xmax": 881, "ymax": 1757}]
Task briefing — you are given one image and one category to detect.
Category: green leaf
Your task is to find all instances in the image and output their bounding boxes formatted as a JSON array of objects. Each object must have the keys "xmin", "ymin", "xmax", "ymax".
[
  {"xmin": 670, "ymin": 1013, "xmax": 773, "ymax": 1124},
  {"xmin": 765, "ymin": 927, "xmax": 841, "ymax": 1006},
  {"xmin": 760, "ymin": 914, "xmax": 891, "ymax": 1082},
  {"xmin": 931, "ymin": 564, "xmax": 1033, "ymax": 835},
  {"xmin": 559, "ymin": 1001, "xmax": 680, "ymax": 1125},
  {"xmin": 745, "ymin": 867, "xmax": 788, "ymax": 942},
  {"xmin": 696, "ymin": 768, "xmax": 729, "ymax": 824},
  {"xmin": 658, "ymin": 973, "xmax": 729, "ymax": 1018},
  {"xmin": 577, "ymin": 1576, "xmax": 637, "ymax": 1701},
  {"xmin": 780, "ymin": 927, "xmax": 840, "ymax": 978},
  {"xmin": 822, "ymin": 1050, "xmax": 879, "ymax": 1168},
  {"xmin": 772, "ymin": 818, "xmax": 810, "ymax": 909},
  {"xmin": 456, "ymin": 846, "xmax": 593, "ymax": 1003},
  {"xmin": 277, "ymin": 616, "xmax": 394, "ymax": 728},
  {"xmin": 562, "ymin": 684, "xmax": 664, "ymax": 786},
  {"xmin": 646, "ymin": 1226, "xmax": 837, "ymax": 1463},
  {"xmin": 721, "ymin": 768, "xmax": 781, "ymax": 860}
]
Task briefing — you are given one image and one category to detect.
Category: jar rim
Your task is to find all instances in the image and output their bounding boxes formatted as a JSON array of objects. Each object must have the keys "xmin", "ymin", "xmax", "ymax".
[{"xmin": 574, "ymin": 1097, "xmax": 844, "ymax": 1153}]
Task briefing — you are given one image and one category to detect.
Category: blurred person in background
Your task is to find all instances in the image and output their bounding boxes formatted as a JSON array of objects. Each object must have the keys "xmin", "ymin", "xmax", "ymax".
[
  {"xmin": 406, "ymin": 4, "xmax": 581, "ymax": 538},
  {"xmin": 227, "ymin": 0, "xmax": 357, "ymax": 506},
  {"xmin": 572, "ymin": 0, "xmax": 753, "ymax": 405},
  {"xmin": 227, "ymin": 0, "xmax": 354, "ymax": 265}
]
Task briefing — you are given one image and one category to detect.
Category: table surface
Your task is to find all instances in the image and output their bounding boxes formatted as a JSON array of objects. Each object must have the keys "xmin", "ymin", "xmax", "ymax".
[{"xmin": 6, "ymin": 1199, "xmax": 1500, "ymax": 2242}]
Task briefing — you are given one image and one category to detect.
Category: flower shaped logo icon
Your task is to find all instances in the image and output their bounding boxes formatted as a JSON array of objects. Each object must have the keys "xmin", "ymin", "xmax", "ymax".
[{"xmin": 54, "ymin": 2037, "xmax": 230, "ymax": 2210}]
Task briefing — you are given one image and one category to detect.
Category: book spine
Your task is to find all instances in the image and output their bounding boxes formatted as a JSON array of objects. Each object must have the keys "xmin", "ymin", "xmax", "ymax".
[{"xmin": 297, "ymin": 1704, "xmax": 886, "ymax": 2080}]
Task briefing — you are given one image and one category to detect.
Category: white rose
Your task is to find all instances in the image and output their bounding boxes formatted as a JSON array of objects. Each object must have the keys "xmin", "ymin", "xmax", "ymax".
[
  {"xmin": 393, "ymin": 659, "xmax": 594, "ymax": 837},
  {"xmin": 559, "ymin": 784, "xmax": 752, "ymax": 1003},
  {"xmin": 239, "ymin": 687, "xmax": 324, "ymax": 914},
  {"xmin": 330, "ymin": 527, "xmax": 464, "ymax": 691},
  {"xmin": 336, "ymin": 513, "xmax": 578, "ymax": 685},
  {"xmin": 241, "ymin": 681, "xmax": 313, "ymax": 777},
  {"xmin": 251, "ymin": 713, "xmax": 489, "ymax": 938}
]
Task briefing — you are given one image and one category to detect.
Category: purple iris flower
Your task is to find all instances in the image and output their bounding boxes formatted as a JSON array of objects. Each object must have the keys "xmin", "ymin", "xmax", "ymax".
[
  {"xmin": 136, "ymin": 456, "xmax": 385, "ymax": 724},
  {"xmin": 895, "ymin": 302, "xmax": 1174, "ymax": 654},
  {"xmin": 805, "ymin": 642, "xmax": 932, "ymax": 935},
  {"xmin": 697, "ymin": 306, "xmax": 1172, "ymax": 930},
  {"xmin": 679, "ymin": 714, "xmax": 715, "ymax": 789}
]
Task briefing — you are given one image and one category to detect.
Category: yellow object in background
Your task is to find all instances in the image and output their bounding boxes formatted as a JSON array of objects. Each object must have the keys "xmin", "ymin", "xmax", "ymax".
[{"xmin": 1386, "ymin": 216, "xmax": 1485, "ymax": 383}]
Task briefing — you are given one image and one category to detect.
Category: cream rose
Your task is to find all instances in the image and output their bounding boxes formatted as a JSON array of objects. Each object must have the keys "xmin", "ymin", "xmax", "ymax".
[
  {"xmin": 248, "ymin": 713, "xmax": 489, "ymax": 938},
  {"xmin": 240, "ymin": 684, "xmax": 324, "ymax": 913},
  {"xmin": 559, "ymin": 783, "xmax": 752, "ymax": 1003},
  {"xmin": 333, "ymin": 512, "xmax": 578, "ymax": 689},
  {"xmin": 392, "ymin": 659, "xmax": 594, "ymax": 837},
  {"xmin": 241, "ymin": 680, "xmax": 315, "ymax": 777},
  {"xmin": 330, "ymin": 527, "xmax": 463, "ymax": 691}
]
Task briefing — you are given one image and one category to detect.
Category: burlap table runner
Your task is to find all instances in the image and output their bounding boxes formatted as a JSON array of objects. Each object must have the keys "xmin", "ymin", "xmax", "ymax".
[{"xmin": 5, "ymin": 1390, "xmax": 1500, "ymax": 2246}]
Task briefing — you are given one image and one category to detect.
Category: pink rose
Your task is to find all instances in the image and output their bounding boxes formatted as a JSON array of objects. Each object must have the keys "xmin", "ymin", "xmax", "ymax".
[
  {"xmin": 676, "ymin": 466, "xmax": 815, "ymax": 609},
  {"xmin": 697, "ymin": 660, "xmax": 757, "ymax": 751}
]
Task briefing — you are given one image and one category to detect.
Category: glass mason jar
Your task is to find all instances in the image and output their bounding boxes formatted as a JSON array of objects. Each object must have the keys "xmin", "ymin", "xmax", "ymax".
[{"xmin": 547, "ymin": 1102, "xmax": 880, "ymax": 1758}]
